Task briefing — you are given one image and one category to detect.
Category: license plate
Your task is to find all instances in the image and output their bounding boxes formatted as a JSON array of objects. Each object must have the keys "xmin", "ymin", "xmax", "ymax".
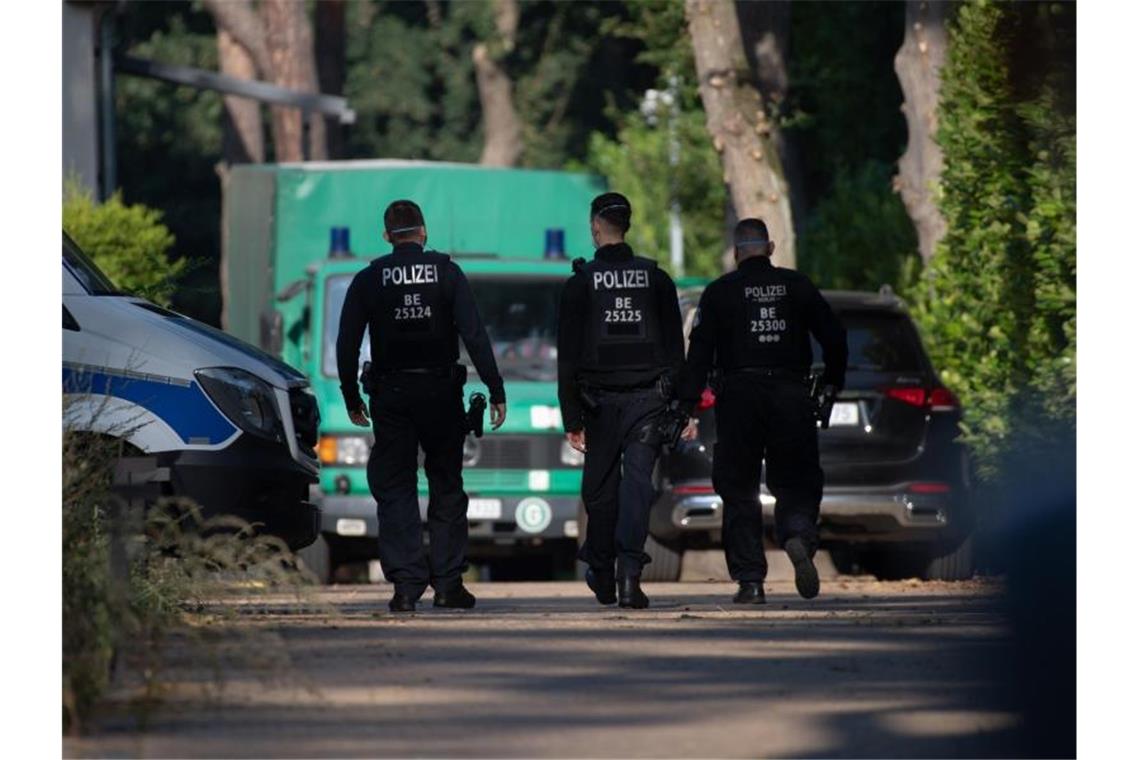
[
  {"xmin": 468, "ymin": 498, "xmax": 502, "ymax": 520},
  {"xmin": 829, "ymin": 402, "xmax": 859, "ymax": 426}
]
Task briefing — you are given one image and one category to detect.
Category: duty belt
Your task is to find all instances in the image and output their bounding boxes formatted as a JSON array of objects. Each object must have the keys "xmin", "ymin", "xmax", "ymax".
[{"xmin": 725, "ymin": 367, "xmax": 808, "ymax": 382}]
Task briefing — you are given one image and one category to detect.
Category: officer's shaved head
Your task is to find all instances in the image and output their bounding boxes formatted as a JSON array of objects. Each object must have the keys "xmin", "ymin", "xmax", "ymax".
[
  {"xmin": 591, "ymin": 192, "xmax": 632, "ymax": 236},
  {"xmin": 384, "ymin": 200, "xmax": 426, "ymax": 243},
  {"xmin": 734, "ymin": 218, "xmax": 773, "ymax": 259}
]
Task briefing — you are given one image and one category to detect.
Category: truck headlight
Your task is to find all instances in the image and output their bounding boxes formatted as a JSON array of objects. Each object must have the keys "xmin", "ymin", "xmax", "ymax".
[
  {"xmin": 318, "ymin": 435, "xmax": 371, "ymax": 465},
  {"xmin": 196, "ymin": 367, "xmax": 283, "ymax": 441},
  {"xmin": 560, "ymin": 439, "xmax": 585, "ymax": 467}
]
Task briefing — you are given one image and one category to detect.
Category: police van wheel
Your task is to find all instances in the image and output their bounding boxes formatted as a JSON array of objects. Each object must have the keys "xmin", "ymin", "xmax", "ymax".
[
  {"xmin": 641, "ymin": 535, "xmax": 683, "ymax": 582},
  {"xmin": 297, "ymin": 534, "xmax": 332, "ymax": 584}
]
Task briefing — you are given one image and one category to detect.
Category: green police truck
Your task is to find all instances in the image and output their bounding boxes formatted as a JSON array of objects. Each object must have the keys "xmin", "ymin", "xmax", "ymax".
[{"xmin": 223, "ymin": 160, "xmax": 605, "ymax": 581}]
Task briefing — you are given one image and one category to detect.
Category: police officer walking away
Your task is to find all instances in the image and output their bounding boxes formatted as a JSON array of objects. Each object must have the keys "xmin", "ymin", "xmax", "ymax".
[
  {"xmin": 558, "ymin": 192, "xmax": 687, "ymax": 609},
  {"xmin": 680, "ymin": 218, "xmax": 847, "ymax": 604},
  {"xmin": 337, "ymin": 200, "xmax": 507, "ymax": 613}
]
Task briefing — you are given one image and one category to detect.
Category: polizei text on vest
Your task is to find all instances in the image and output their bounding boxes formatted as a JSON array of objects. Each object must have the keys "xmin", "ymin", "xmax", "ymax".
[{"xmin": 382, "ymin": 264, "xmax": 439, "ymax": 287}]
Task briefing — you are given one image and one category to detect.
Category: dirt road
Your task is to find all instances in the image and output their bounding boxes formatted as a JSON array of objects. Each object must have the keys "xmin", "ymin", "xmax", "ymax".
[{"xmin": 67, "ymin": 567, "xmax": 1023, "ymax": 758}]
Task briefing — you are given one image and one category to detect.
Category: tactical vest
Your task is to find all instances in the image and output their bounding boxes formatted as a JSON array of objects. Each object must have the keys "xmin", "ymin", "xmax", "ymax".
[
  {"xmin": 730, "ymin": 269, "xmax": 803, "ymax": 369},
  {"xmin": 579, "ymin": 255, "xmax": 666, "ymax": 372},
  {"xmin": 371, "ymin": 250, "xmax": 456, "ymax": 368}
]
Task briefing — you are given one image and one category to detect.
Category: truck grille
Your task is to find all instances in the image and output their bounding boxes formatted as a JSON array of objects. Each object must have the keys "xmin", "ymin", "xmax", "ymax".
[
  {"xmin": 462, "ymin": 434, "xmax": 562, "ymax": 470},
  {"xmin": 289, "ymin": 388, "xmax": 320, "ymax": 456}
]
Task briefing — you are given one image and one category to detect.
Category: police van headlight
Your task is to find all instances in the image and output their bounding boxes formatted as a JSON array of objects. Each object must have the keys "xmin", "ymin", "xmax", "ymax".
[
  {"xmin": 317, "ymin": 435, "xmax": 371, "ymax": 465},
  {"xmin": 560, "ymin": 439, "xmax": 585, "ymax": 467},
  {"xmin": 196, "ymin": 367, "xmax": 283, "ymax": 441}
]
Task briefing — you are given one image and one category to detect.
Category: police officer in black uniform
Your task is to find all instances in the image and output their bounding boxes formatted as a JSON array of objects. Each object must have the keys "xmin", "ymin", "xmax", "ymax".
[
  {"xmin": 558, "ymin": 192, "xmax": 687, "ymax": 609},
  {"xmin": 680, "ymin": 218, "xmax": 847, "ymax": 604},
  {"xmin": 337, "ymin": 200, "xmax": 507, "ymax": 613}
]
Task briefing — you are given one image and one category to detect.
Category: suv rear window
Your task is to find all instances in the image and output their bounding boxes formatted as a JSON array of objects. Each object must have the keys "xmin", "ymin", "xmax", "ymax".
[{"xmin": 813, "ymin": 310, "xmax": 926, "ymax": 372}]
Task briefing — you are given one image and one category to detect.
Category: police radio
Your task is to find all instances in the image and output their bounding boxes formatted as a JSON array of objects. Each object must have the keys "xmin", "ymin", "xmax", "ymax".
[
  {"xmin": 808, "ymin": 374, "xmax": 838, "ymax": 430},
  {"xmin": 466, "ymin": 392, "xmax": 488, "ymax": 438}
]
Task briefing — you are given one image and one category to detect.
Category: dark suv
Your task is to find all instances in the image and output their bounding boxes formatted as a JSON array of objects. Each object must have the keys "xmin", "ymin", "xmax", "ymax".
[{"xmin": 644, "ymin": 287, "xmax": 973, "ymax": 582}]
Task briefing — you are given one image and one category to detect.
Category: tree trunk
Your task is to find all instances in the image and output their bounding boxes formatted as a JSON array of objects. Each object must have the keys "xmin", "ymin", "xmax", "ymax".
[
  {"xmin": 686, "ymin": 0, "xmax": 796, "ymax": 271},
  {"xmin": 261, "ymin": 0, "xmax": 326, "ymax": 162},
  {"xmin": 894, "ymin": 0, "xmax": 949, "ymax": 262},
  {"xmin": 315, "ymin": 0, "xmax": 346, "ymax": 159},
  {"xmin": 217, "ymin": 29, "xmax": 264, "ymax": 165},
  {"xmin": 735, "ymin": 0, "xmax": 806, "ymax": 239},
  {"xmin": 473, "ymin": 0, "xmax": 523, "ymax": 167}
]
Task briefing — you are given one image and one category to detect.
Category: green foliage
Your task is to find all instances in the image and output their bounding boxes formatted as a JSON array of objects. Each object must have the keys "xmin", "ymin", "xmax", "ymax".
[
  {"xmin": 799, "ymin": 161, "xmax": 919, "ymax": 291},
  {"xmin": 345, "ymin": 1, "xmax": 650, "ymax": 169},
  {"xmin": 907, "ymin": 0, "xmax": 1076, "ymax": 481},
  {"xmin": 62, "ymin": 433, "xmax": 118, "ymax": 733},
  {"xmin": 580, "ymin": 107, "xmax": 726, "ymax": 278},
  {"xmin": 785, "ymin": 2, "xmax": 907, "ymax": 198},
  {"xmin": 62, "ymin": 418, "xmax": 316, "ymax": 732},
  {"xmin": 784, "ymin": 1, "xmax": 915, "ymax": 290},
  {"xmin": 576, "ymin": 1, "xmax": 724, "ymax": 277},
  {"xmin": 63, "ymin": 183, "xmax": 186, "ymax": 306},
  {"xmin": 115, "ymin": 7, "xmax": 223, "ymax": 320}
]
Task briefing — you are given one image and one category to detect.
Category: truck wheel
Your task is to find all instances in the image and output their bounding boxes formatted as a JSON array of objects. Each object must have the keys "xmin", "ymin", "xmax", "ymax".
[
  {"xmin": 922, "ymin": 534, "xmax": 975, "ymax": 581},
  {"xmin": 641, "ymin": 535, "xmax": 683, "ymax": 582},
  {"xmin": 297, "ymin": 534, "xmax": 332, "ymax": 584}
]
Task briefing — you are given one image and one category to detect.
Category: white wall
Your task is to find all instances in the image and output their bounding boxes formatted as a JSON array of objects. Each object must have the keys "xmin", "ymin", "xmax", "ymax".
[{"xmin": 62, "ymin": 1, "xmax": 100, "ymax": 195}]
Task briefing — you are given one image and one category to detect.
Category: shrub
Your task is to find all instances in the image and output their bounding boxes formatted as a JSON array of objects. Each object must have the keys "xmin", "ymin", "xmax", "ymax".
[
  {"xmin": 799, "ymin": 161, "xmax": 919, "ymax": 292},
  {"xmin": 62, "ymin": 182, "xmax": 186, "ymax": 306},
  {"xmin": 907, "ymin": 0, "xmax": 1076, "ymax": 483}
]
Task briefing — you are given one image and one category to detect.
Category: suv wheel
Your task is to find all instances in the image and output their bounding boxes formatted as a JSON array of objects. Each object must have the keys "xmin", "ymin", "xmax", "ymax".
[{"xmin": 922, "ymin": 534, "xmax": 975, "ymax": 581}]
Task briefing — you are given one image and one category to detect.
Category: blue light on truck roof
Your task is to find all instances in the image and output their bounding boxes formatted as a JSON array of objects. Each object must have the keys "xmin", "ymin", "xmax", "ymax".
[
  {"xmin": 329, "ymin": 226, "xmax": 351, "ymax": 258},
  {"xmin": 544, "ymin": 228, "xmax": 566, "ymax": 259}
]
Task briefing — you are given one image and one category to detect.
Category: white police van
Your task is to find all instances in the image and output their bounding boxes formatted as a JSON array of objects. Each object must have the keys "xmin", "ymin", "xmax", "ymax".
[{"xmin": 62, "ymin": 232, "xmax": 321, "ymax": 549}]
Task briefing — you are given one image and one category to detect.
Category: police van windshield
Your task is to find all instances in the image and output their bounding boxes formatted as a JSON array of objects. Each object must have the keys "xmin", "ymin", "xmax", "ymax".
[
  {"xmin": 63, "ymin": 234, "xmax": 119, "ymax": 295},
  {"xmin": 811, "ymin": 311, "xmax": 925, "ymax": 372},
  {"xmin": 322, "ymin": 274, "xmax": 563, "ymax": 381}
]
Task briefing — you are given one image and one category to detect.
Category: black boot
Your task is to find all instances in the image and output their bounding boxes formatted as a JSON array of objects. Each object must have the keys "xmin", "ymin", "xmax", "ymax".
[
  {"xmin": 388, "ymin": 591, "xmax": 417, "ymax": 613},
  {"xmin": 784, "ymin": 537, "xmax": 820, "ymax": 600},
  {"xmin": 433, "ymin": 583, "xmax": 477, "ymax": 609},
  {"xmin": 617, "ymin": 575, "xmax": 649, "ymax": 609},
  {"xmin": 732, "ymin": 581, "xmax": 766, "ymax": 605},
  {"xmin": 586, "ymin": 567, "xmax": 617, "ymax": 605}
]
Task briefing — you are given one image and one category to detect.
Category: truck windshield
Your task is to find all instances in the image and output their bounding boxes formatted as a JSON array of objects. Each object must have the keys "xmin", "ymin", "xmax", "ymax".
[
  {"xmin": 323, "ymin": 274, "xmax": 563, "ymax": 381},
  {"xmin": 63, "ymin": 233, "xmax": 119, "ymax": 295}
]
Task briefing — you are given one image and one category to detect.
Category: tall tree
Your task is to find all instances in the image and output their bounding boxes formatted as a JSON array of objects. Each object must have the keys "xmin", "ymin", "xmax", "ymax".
[
  {"xmin": 736, "ymin": 1, "xmax": 805, "ymax": 232},
  {"xmin": 203, "ymin": 0, "xmax": 326, "ymax": 161},
  {"xmin": 685, "ymin": 0, "xmax": 795, "ymax": 269},
  {"xmin": 894, "ymin": 0, "xmax": 950, "ymax": 262},
  {"xmin": 472, "ymin": 0, "xmax": 523, "ymax": 166},
  {"xmin": 217, "ymin": 28, "xmax": 264, "ymax": 165},
  {"xmin": 261, "ymin": 0, "xmax": 326, "ymax": 161}
]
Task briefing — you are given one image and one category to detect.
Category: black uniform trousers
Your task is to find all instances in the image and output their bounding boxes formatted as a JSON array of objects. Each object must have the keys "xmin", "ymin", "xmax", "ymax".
[
  {"xmin": 712, "ymin": 373, "xmax": 823, "ymax": 582},
  {"xmin": 367, "ymin": 372, "xmax": 468, "ymax": 599},
  {"xmin": 578, "ymin": 387, "xmax": 665, "ymax": 578}
]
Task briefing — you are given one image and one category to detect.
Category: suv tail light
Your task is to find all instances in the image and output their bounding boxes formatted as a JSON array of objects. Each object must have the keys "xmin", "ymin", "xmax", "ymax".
[
  {"xmin": 697, "ymin": 387, "xmax": 716, "ymax": 411},
  {"xmin": 884, "ymin": 386, "xmax": 960, "ymax": 411},
  {"xmin": 885, "ymin": 387, "xmax": 927, "ymax": 407},
  {"xmin": 909, "ymin": 481, "xmax": 951, "ymax": 494},
  {"xmin": 928, "ymin": 387, "xmax": 959, "ymax": 411}
]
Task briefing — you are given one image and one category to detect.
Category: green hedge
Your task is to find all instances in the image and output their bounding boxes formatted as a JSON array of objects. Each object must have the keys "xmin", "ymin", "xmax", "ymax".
[
  {"xmin": 908, "ymin": 0, "xmax": 1075, "ymax": 482},
  {"xmin": 63, "ymin": 182, "xmax": 186, "ymax": 306}
]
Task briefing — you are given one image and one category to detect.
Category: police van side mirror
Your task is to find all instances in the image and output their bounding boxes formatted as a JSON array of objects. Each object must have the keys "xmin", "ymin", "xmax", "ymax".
[
  {"xmin": 277, "ymin": 279, "xmax": 308, "ymax": 303},
  {"xmin": 260, "ymin": 309, "xmax": 284, "ymax": 354}
]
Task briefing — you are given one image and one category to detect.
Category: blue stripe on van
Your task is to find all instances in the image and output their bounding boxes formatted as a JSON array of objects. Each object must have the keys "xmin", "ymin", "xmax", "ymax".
[{"xmin": 63, "ymin": 366, "xmax": 238, "ymax": 445}]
